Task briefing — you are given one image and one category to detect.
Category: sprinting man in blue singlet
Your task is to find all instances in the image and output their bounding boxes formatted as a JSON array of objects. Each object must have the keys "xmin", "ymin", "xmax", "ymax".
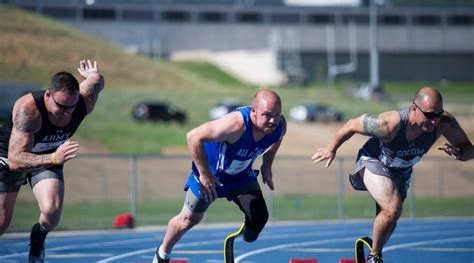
[
  {"xmin": 153, "ymin": 89, "xmax": 286, "ymax": 263},
  {"xmin": 312, "ymin": 87, "xmax": 473, "ymax": 263}
]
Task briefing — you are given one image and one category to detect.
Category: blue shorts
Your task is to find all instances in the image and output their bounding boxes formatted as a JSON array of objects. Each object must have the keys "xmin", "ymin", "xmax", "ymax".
[{"xmin": 184, "ymin": 170, "xmax": 259, "ymax": 201}]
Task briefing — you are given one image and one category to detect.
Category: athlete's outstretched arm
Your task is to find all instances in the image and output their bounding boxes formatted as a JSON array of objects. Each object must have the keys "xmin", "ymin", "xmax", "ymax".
[
  {"xmin": 437, "ymin": 113, "xmax": 473, "ymax": 161},
  {"xmin": 77, "ymin": 59, "xmax": 105, "ymax": 114},
  {"xmin": 312, "ymin": 111, "xmax": 398, "ymax": 167}
]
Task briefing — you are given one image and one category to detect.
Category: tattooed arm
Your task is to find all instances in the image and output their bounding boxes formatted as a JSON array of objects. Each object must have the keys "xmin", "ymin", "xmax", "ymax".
[
  {"xmin": 312, "ymin": 111, "xmax": 400, "ymax": 167},
  {"xmin": 7, "ymin": 96, "xmax": 80, "ymax": 172},
  {"xmin": 7, "ymin": 96, "xmax": 50, "ymax": 172},
  {"xmin": 437, "ymin": 112, "xmax": 473, "ymax": 161},
  {"xmin": 77, "ymin": 59, "xmax": 105, "ymax": 114}
]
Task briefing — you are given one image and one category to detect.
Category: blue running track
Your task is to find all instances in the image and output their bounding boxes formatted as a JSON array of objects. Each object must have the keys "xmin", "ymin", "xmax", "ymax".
[{"xmin": 1, "ymin": 218, "xmax": 473, "ymax": 262}]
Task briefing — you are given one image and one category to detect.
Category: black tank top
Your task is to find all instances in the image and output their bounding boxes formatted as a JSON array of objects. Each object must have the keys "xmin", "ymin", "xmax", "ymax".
[
  {"xmin": 360, "ymin": 108, "xmax": 437, "ymax": 172},
  {"xmin": 0, "ymin": 90, "xmax": 88, "ymax": 156}
]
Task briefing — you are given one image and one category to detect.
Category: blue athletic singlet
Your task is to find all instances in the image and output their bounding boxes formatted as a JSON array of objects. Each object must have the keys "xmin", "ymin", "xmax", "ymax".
[{"xmin": 185, "ymin": 106, "xmax": 284, "ymax": 200}]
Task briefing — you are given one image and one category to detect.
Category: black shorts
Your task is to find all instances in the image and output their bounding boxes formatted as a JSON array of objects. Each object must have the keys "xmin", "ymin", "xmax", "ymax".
[{"xmin": 0, "ymin": 158, "xmax": 64, "ymax": 193}]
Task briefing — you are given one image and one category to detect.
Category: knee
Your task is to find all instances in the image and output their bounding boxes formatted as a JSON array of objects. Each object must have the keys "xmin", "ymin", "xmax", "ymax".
[
  {"xmin": 254, "ymin": 207, "xmax": 269, "ymax": 230},
  {"xmin": 245, "ymin": 196, "xmax": 269, "ymax": 232},
  {"xmin": 39, "ymin": 204, "xmax": 62, "ymax": 229},
  {"xmin": 243, "ymin": 207, "xmax": 268, "ymax": 243},
  {"xmin": 382, "ymin": 204, "xmax": 402, "ymax": 222},
  {"xmin": 177, "ymin": 214, "xmax": 201, "ymax": 230}
]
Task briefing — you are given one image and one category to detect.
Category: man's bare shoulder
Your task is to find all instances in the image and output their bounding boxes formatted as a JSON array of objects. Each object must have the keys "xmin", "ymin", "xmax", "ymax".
[
  {"xmin": 362, "ymin": 110, "xmax": 401, "ymax": 140},
  {"xmin": 437, "ymin": 110, "xmax": 462, "ymax": 133},
  {"xmin": 219, "ymin": 110, "xmax": 244, "ymax": 123},
  {"xmin": 200, "ymin": 111, "xmax": 245, "ymax": 134},
  {"xmin": 13, "ymin": 93, "xmax": 37, "ymax": 110},
  {"xmin": 379, "ymin": 110, "xmax": 401, "ymax": 130},
  {"xmin": 12, "ymin": 93, "xmax": 41, "ymax": 133}
]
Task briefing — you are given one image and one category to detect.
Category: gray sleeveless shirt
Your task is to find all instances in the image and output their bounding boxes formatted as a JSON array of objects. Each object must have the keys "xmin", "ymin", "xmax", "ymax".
[{"xmin": 359, "ymin": 108, "xmax": 437, "ymax": 174}]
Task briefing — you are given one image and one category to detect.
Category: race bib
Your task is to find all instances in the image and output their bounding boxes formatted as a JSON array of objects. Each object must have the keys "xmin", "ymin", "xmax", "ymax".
[
  {"xmin": 223, "ymin": 159, "xmax": 253, "ymax": 175},
  {"xmin": 389, "ymin": 156, "xmax": 422, "ymax": 169}
]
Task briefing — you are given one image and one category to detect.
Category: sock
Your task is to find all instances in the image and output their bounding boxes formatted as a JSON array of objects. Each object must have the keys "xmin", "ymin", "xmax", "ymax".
[
  {"xmin": 158, "ymin": 245, "xmax": 170, "ymax": 260},
  {"xmin": 30, "ymin": 223, "xmax": 48, "ymax": 244}
]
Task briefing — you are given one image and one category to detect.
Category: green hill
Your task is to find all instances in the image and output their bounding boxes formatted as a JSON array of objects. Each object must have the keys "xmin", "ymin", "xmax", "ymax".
[
  {"xmin": 0, "ymin": 5, "xmax": 210, "ymax": 89},
  {"xmin": 0, "ymin": 5, "xmax": 254, "ymax": 153}
]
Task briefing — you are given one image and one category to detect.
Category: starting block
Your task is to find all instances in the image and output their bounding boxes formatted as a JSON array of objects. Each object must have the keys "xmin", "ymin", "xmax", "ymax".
[{"xmin": 289, "ymin": 259, "xmax": 318, "ymax": 263}]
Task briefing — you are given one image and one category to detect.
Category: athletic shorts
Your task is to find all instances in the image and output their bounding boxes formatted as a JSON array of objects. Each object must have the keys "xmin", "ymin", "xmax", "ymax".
[
  {"xmin": 349, "ymin": 154, "xmax": 412, "ymax": 200},
  {"xmin": 0, "ymin": 157, "xmax": 64, "ymax": 193},
  {"xmin": 184, "ymin": 170, "xmax": 259, "ymax": 201},
  {"xmin": 184, "ymin": 180, "xmax": 261, "ymax": 213}
]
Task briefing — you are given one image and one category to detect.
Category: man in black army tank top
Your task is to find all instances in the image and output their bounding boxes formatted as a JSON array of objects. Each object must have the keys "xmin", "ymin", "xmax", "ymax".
[
  {"xmin": 312, "ymin": 87, "xmax": 473, "ymax": 263},
  {"xmin": 0, "ymin": 60, "xmax": 104, "ymax": 263}
]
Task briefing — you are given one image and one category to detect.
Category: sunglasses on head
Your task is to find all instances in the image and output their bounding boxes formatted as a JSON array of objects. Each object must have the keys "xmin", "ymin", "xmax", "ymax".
[
  {"xmin": 413, "ymin": 103, "xmax": 444, "ymax": 119},
  {"xmin": 51, "ymin": 95, "xmax": 78, "ymax": 110}
]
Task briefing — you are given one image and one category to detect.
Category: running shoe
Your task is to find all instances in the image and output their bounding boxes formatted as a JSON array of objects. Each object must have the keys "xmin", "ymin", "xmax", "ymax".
[
  {"xmin": 367, "ymin": 253, "xmax": 383, "ymax": 263},
  {"xmin": 152, "ymin": 253, "xmax": 170, "ymax": 263},
  {"xmin": 28, "ymin": 240, "xmax": 45, "ymax": 263}
]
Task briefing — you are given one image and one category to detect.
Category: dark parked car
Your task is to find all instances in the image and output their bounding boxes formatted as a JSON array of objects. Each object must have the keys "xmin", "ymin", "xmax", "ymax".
[
  {"xmin": 208, "ymin": 99, "xmax": 244, "ymax": 120},
  {"xmin": 132, "ymin": 101, "xmax": 186, "ymax": 124},
  {"xmin": 289, "ymin": 103, "xmax": 343, "ymax": 123}
]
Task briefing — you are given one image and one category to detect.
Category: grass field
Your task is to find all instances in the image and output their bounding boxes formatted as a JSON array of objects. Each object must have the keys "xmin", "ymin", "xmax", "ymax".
[{"xmin": 8, "ymin": 195, "xmax": 473, "ymax": 232}]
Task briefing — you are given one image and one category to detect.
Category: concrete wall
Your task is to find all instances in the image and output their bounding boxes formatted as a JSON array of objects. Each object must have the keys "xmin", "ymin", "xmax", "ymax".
[{"xmin": 5, "ymin": 1, "xmax": 474, "ymax": 83}]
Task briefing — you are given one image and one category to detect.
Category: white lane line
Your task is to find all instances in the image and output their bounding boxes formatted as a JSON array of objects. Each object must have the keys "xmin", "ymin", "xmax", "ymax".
[
  {"xmin": 46, "ymin": 253, "xmax": 114, "ymax": 258},
  {"xmin": 95, "ymin": 227, "xmax": 370, "ymax": 262},
  {"xmin": 235, "ymin": 229, "xmax": 474, "ymax": 262},
  {"xmin": 3, "ymin": 221, "xmax": 471, "ymax": 261},
  {"xmin": 96, "ymin": 227, "xmax": 471, "ymax": 262},
  {"xmin": 0, "ymin": 236, "xmax": 157, "ymax": 260},
  {"xmin": 409, "ymin": 247, "xmax": 474, "ymax": 252},
  {"xmin": 0, "ymin": 229, "xmax": 228, "ymax": 261},
  {"xmin": 384, "ymin": 236, "xmax": 474, "ymax": 252},
  {"xmin": 97, "ymin": 239, "xmax": 223, "ymax": 263}
]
